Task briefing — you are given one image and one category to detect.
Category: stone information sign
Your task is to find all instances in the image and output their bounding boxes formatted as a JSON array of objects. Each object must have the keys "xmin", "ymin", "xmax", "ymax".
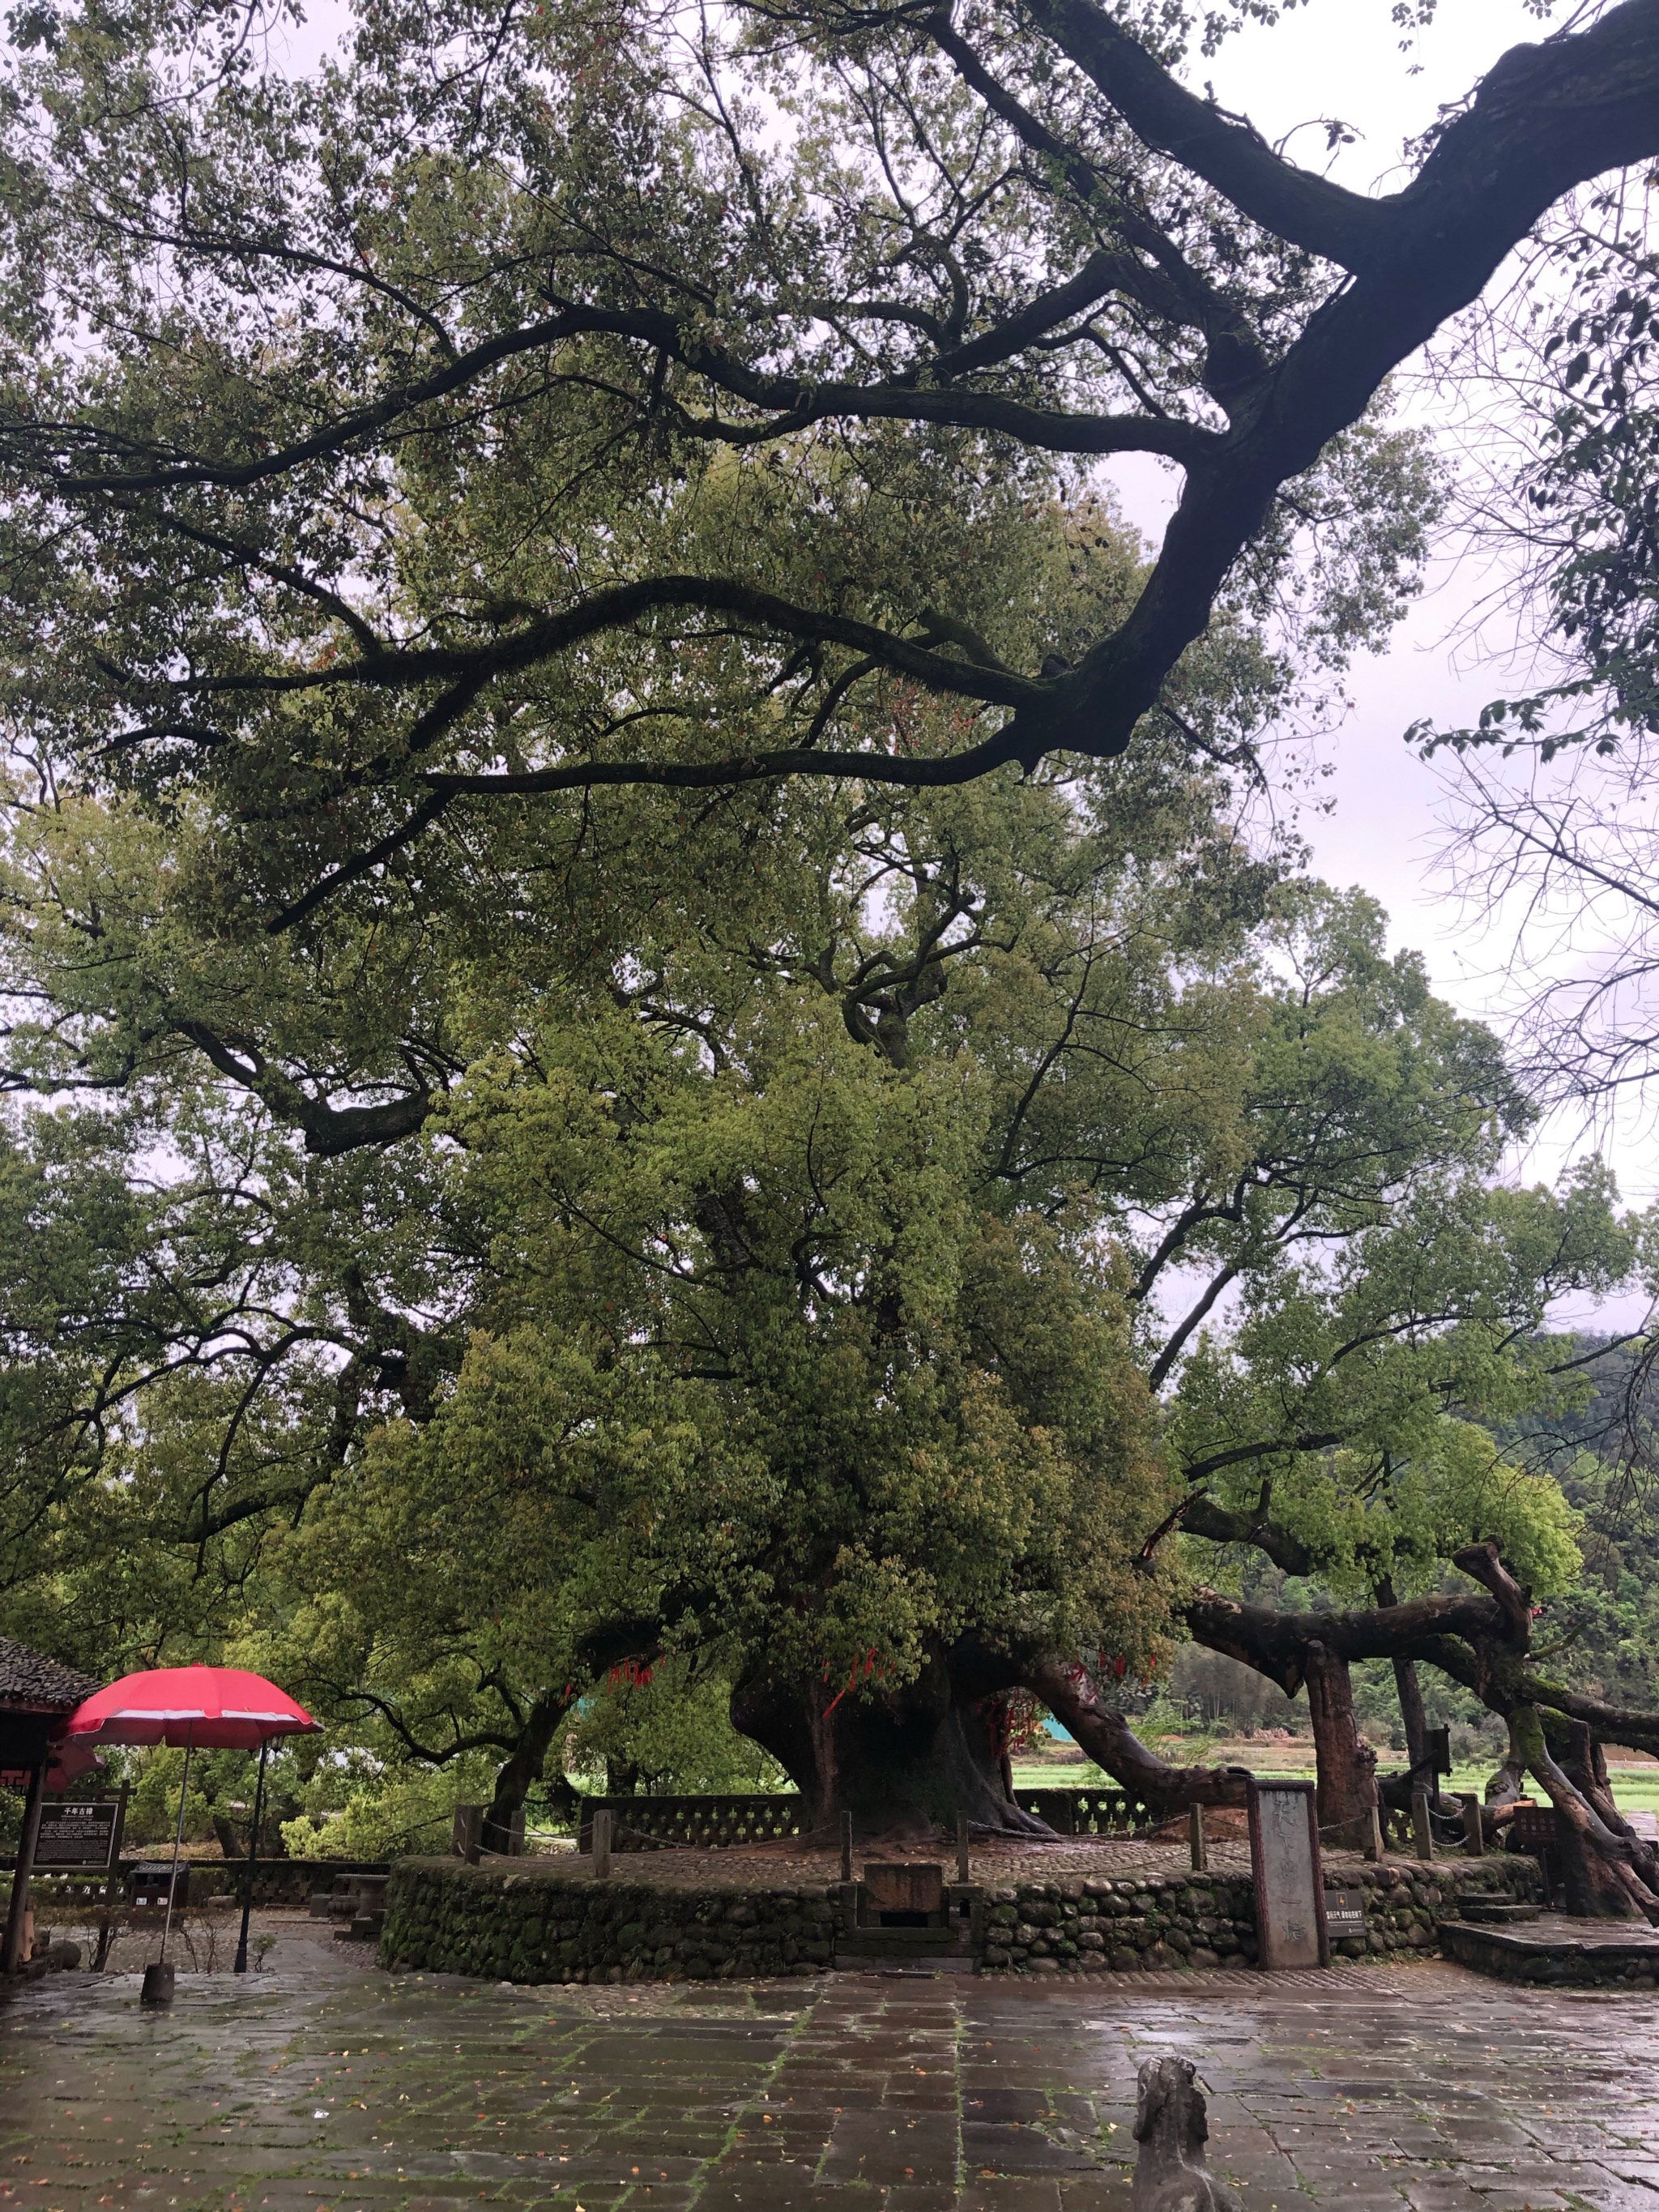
[
  {"xmin": 35, "ymin": 1795, "xmax": 124, "ymax": 1871},
  {"xmin": 1247, "ymin": 1778, "xmax": 1329, "ymax": 1969}
]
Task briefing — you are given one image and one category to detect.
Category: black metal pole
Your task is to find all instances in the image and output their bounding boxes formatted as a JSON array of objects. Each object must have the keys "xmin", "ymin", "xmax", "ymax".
[{"xmin": 232, "ymin": 1739, "xmax": 269, "ymax": 1975}]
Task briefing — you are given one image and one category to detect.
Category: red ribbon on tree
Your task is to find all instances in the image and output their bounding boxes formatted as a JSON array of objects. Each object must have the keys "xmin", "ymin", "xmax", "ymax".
[{"xmin": 822, "ymin": 1648, "xmax": 885, "ymax": 1719}]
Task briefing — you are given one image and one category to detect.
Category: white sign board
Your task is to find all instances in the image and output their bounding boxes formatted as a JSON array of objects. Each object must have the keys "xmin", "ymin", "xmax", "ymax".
[{"xmin": 1247, "ymin": 1779, "xmax": 1328, "ymax": 1970}]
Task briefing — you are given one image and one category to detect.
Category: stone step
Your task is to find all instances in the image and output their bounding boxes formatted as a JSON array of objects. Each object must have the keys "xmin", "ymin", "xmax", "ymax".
[
  {"xmin": 1440, "ymin": 1911, "xmax": 1659, "ymax": 1986},
  {"xmin": 1453, "ymin": 1898, "xmax": 1542, "ymax": 1924},
  {"xmin": 836, "ymin": 1925, "xmax": 968, "ymax": 1962},
  {"xmin": 835, "ymin": 1953, "xmax": 977, "ymax": 1976}
]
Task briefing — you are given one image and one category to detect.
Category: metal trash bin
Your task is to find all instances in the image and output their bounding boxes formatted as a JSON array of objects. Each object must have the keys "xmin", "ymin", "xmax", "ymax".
[{"xmin": 126, "ymin": 1860, "xmax": 190, "ymax": 1911}]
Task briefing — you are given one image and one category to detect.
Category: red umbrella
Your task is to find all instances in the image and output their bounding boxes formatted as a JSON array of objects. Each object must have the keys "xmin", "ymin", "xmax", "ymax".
[
  {"xmin": 62, "ymin": 1665, "xmax": 317, "ymax": 1750},
  {"xmin": 61, "ymin": 1665, "xmax": 320, "ymax": 1997}
]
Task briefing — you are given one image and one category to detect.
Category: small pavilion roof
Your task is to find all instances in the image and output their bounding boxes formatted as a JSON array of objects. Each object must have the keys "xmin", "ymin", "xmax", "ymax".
[{"xmin": 0, "ymin": 1634, "xmax": 100, "ymax": 1714}]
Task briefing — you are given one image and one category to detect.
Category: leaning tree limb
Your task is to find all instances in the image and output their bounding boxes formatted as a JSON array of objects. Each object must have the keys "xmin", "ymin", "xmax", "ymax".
[
  {"xmin": 1021, "ymin": 1655, "xmax": 1252, "ymax": 1812},
  {"xmin": 1182, "ymin": 1582, "xmax": 1508, "ymax": 1689},
  {"xmin": 482, "ymin": 1686, "xmax": 580, "ymax": 1850},
  {"xmin": 1179, "ymin": 1538, "xmax": 1659, "ymax": 1914},
  {"xmin": 1507, "ymin": 1703, "xmax": 1659, "ymax": 1922},
  {"xmin": 1560, "ymin": 1719, "xmax": 1634, "ymax": 1848}
]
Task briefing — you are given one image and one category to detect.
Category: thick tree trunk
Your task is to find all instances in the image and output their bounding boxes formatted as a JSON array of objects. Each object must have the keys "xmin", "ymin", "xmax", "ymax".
[
  {"xmin": 1555, "ymin": 1718, "xmax": 1659, "ymax": 1900},
  {"xmin": 1303, "ymin": 1641, "xmax": 1378, "ymax": 1846},
  {"xmin": 1392, "ymin": 1657, "xmax": 1428, "ymax": 1771},
  {"xmin": 1185, "ymin": 1589, "xmax": 1388, "ymax": 1831},
  {"xmin": 484, "ymin": 1689, "xmax": 573, "ymax": 1851},
  {"xmin": 1486, "ymin": 1754, "xmax": 1525, "ymax": 1806},
  {"xmin": 1371, "ymin": 1575, "xmax": 1429, "ymax": 1778},
  {"xmin": 1559, "ymin": 1719, "xmax": 1627, "ymax": 1835},
  {"xmin": 1025, "ymin": 1657, "xmax": 1251, "ymax": 1813},
  {"xmin": 1444, "ymin": 1548, "xmax": 1659, "ymax": 1919},
  {"xmin": 729, "ymin": 1654, "xmax": 1052, "ymax": 1841},
  {"xmin": 1503, "ymin": 1704, "xmax": 1659, "ymax": 1921}
]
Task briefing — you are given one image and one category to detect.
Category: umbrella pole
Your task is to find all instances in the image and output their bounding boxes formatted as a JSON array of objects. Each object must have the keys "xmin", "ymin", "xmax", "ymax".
[
  {"xmin": 159, "ymin": 1723, "xmax": 194, "ymax": 1967},
  {"xmin": 233, "ymin": 1740, "xmax": 269, "ymax": 1975}
]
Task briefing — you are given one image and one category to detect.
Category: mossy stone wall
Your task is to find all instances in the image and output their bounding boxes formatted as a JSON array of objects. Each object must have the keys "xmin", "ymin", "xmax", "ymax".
[
  {"xmin": 980, "ymin": 1857, "xmax": 1541, "ymax": 1975},
  {"xmin": 379, "ymin": 1852, "xmax": 1542, "ymax": 1984},
  {"xmin": 380, "ymin": 1859, "xmax": 837, "ymax": 1984}
]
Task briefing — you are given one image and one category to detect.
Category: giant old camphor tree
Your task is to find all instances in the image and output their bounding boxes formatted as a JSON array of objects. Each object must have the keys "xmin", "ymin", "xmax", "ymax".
[
  {"xmin": 1, "ymin": 624, "xmax": 1652, "ymax": 1864},
  {"xmin": 5, "ymin": 0, "xmax": 1659, "ymax": 1898}
]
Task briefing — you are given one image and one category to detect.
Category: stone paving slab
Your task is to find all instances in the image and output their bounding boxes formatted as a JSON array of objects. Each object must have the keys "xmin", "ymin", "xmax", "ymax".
[{"xmin": 7, "ymin": 1915, "xmax": 1659, "ymax": 2210}]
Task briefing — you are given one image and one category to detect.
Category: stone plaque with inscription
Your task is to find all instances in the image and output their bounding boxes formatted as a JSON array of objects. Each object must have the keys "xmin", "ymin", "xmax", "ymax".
[{"xmin": 1247, "ymin": 1778, "xmax": 1329, "ymax": 1969}]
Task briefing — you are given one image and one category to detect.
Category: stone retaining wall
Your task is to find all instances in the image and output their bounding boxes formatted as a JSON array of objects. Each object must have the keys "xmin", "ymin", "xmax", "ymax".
[
  {"xmin": 981, "ymin": 1857, "xmax": 1542, "ymax": 1974},
  {"xmin": 382, "ymin": 1852, "xmax": 1542, "ymax": 1984},
  {"xmin": 381, "ymin": 1859, "xmax": 838, "ymax": 1984},
  {"xmin": 173, "ymin": 1857, "xmax": 390, "ymax": 1908}
]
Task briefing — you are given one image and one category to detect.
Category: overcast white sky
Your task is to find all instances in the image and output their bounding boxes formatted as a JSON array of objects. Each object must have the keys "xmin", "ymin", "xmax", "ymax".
[
  {"xmin": 1204, "ymin": 0, "xmax": 1567, "ymax": 1000},
  {"xmin": 1099, "ymin": 2, "xmax": 1658, "ymax": 1332}
]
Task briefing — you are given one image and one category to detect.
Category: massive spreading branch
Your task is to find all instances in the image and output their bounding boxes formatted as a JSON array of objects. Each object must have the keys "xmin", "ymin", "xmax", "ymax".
[{"xmin": 1, "ymin": 0, "xmax": 1657, "ymax": 925}]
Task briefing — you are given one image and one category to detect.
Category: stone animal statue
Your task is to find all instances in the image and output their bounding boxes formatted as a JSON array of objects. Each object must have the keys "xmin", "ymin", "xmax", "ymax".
[{"xmin": 1131, "ymin": 2055, "xmax": 1242, "ymax": 2212}]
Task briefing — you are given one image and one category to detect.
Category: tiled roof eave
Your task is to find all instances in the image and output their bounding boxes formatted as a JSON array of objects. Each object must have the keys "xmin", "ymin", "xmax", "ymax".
[{"xmin": 0, "ymin": 1635, "xmax": 100, "ymax": 1712}]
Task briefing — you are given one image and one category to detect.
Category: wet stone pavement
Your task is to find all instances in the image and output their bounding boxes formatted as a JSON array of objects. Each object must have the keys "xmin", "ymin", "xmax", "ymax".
[{"xmin": 5, "ymin": 1919, "xmax": 1659, "ymax": 2212}]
